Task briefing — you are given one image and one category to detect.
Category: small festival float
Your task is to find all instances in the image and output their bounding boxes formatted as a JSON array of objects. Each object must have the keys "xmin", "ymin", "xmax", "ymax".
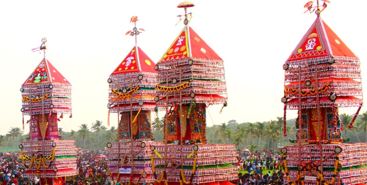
[
  {"xmin": 281, "ymin": 1, "xmax": 367, "ymax": 184},
  {"xmin": 18, "ymin": 38, "xmax": 78, "ymax": 185}
]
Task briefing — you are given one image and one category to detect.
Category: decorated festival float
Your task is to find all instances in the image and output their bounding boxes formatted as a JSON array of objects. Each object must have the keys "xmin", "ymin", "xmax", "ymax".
[
  {"xmin": 281, "ymin": 1, "xmax": 367, "ymax": 184},
  {"xmin": 151, "ymin": 1, "xmax": 239, "ymax": 185},
  {"xmin": 105, "ymin": 17, "xmax": 160, "ymax": 184},
  {"xmin": 18, "ymin": 38, "xmax": 78, "ymax": 185}
]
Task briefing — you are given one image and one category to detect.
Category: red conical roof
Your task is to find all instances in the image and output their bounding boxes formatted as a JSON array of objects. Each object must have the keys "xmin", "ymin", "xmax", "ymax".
[
  {"xmin": 160, "ymin": 26, "xmax": 222, "ymax": 62},
  {"xmin": 23, "ymin": 58, "xmax": 70, "ymax": 85},
  {"xmin": 288, "ymin": 16, "xmax": 358, "ymax": 62},
  {"xmin": 111, "ymin": 46, "xmax": 156, "ymax": 75}
]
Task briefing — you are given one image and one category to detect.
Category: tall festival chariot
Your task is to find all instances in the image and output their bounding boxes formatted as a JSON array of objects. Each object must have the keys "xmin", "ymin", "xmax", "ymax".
[
  {"xmin": 18, "ymin": 38, "xmax": 78, "ymax": 185},
  {"xmin": 151, "ymin": 1, "xmax": 239, "ymax": 184},
  {"xmin": 281, "ymin": 1, "xmax": 367, "ymax": 184},
  {"xmin": 105, "ymin": 17, "xmax": 161, "ymax": 184}
]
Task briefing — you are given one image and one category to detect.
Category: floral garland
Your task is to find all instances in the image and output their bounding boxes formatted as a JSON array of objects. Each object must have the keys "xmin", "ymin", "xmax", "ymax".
[
  {"xmin": 112, "ymin": 86, "xmax": 140, "ymax": 100},
  {"xmin": 281, "ymin": 150, "xmax": 305, "ymax": 185},
  {"xmin": 284, "ymin": 82, "xmax": 331, "ymax": 97},
  {"xmin": 150, "ymin": 145, "xmax": 198, "ymax": 185},
  {"xmin": 150, "ymin": 147, "xmax": 168, "ymax": 185},
  {"xmin": 156, "ymin": 82, "xmax": 190, "ymax": 93},
  {"xmin": 318, "ymin": 154, "xmax": 341, "ymax": 185},
  {"xmin": 281, "ymin": 147, "xmax": 342, "ymax": 185},
  {"xmin": 111, "ymin": 94, "xmax": 155, "ymax": 101},
  {"xmin": 180, "ymin": 146, "xmax": 198, "ymax": 185},
  {"xmin": 19, "ymin": 146, "xmax": 56, "ymax": 170},
  {"xmin": 22, "ymin": 94, "xmax": 50, "ymax": 103}
]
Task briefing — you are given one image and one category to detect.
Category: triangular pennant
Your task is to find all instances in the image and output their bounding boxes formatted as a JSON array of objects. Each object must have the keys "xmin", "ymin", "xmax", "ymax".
[{"xmin": 39, "ymin": 121, "xmax": 49, "ymax": 140}]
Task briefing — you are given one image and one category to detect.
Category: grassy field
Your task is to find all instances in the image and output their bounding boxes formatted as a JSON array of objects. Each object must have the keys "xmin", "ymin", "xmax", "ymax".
[{"xmin": 0, "ymin": 146, "xmax": 18, "ymax": 153}]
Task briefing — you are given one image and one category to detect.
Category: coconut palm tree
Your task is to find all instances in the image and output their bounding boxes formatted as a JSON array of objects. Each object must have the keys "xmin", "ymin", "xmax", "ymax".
[
  {"xmin": 265, "ymin": 120, "xmax": 282, "ymax": 149},
  {"xmin": 212, "ymin": 123, "xmax": 231, "ymax": 143},
  {"xmin": 0, "ymin": 135, "xmax": 4, "ymax": 145},
  {"xmin": 339, "ymin": 113, "xmax": 352, "ymax": 138},
  {"xmin": 78, "ymin": 124, "xmax": 90, "ymax": 148},
  {"xmin": 245, "ymin": 123, "xmax": 257, "ymax": 146},
  {"xmin": 152, "ymin": 118, "xmax": 164, "ymax": 141},
  {"xmin": 152, "ymin": 117, "xmax": 163, "ymax": 131},
  {"xmin": 254, "ymin": 122, "xmax": 265, "ymax": 146},
  {"xmin": 58, "ymin": 127, "xmax": 64, "ymax": 138},
  {"xmin": 232, "ymin": 125, "xmax": 246, "ymax": 149},
  {"xmin": 7, "ymin": 127, "xmax": 22, "ymax": 140},
  {"xmin": 91, "ymin": 120, "xmax": 103, "ymax": 132},
  {"xmin": 357, "ymin": 111, "xmax": 367, "ymax": 141}
]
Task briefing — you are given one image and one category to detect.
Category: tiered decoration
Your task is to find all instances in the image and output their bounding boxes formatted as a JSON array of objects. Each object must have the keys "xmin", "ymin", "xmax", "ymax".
[
  {"xmin": 153, "ymin": 2, "xmax": 238, "ymax": 184},
  {"xmin": 281, "ymin": 1, "xmax": 366, "ymax": 184},
  {"xmin": 106, "ymin": 17, "xmax": 160, "ymax": 184},
  {"xmin": 19, "ymin": 38, "xmax": 78, "ymax": 185},
  {"xmin": 283, "ymin": 144, "xmax": 367, "ymax": 185}
]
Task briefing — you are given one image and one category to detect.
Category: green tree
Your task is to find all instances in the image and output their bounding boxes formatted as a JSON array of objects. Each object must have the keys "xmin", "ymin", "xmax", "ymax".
[
  {"xmin": 232, "ymin": 125, "xmax": 246, "ymax": 149},
  {"xmin": 339, "ymin": 113, "xmax": 352, "ymax": 137},
  {"xmin": 357, "ymin": 112, "xmax": 367, "ymax": 141},
  {"xmin": 214, "ymin": 123, "xmax": 231, "ymax": 143},
  {"xmin": 103, "ymin": 126, "xmax": 117, "ymax": 142},
  {"xmin": 78, "ymin": 124, "xmax": 90, "ymax": 148},
  {"xmin": 254, "ymin": 122, "xmax": 265, "ymax": 146},
  {"xmin": 152, "ymin": 117, "xmax": 164, "ymax": 131},
  {"xmin": 0, "ymin": 135, "xmax": 4, "ymax": 145},
  {"xmin": 265, "ymin": 120, "xmax": 281, "ymax": 149},
  {"xmin": 91, "ymin": 120, "xmax": 103, "ymax": 132},
  {"xmin": 7, "ymin": 127, "xmax": 22, "ymax": 139},
  {"xmin": 58, "ymin": 127, "xmax": 64, "ymax": 138},
  {"xmin": 110, "ymin": 126, "xmax": 116, "ymax": 133},
  {"xmin": 70, "ymin": 130, "xmax": 75, "ymax": 137},
  {"xmin": 100, "ymin": 125, "xmax": 107, "ymax": 131},
  {"xmin": 152, "ymin": 118, "xmax": 164, "ymax": 141}
]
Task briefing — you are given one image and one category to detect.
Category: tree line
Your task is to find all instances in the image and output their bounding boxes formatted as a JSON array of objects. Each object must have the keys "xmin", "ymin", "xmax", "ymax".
[{"xmin": 1, "ymin": 112, "xmax": 367, "ymax": 152}]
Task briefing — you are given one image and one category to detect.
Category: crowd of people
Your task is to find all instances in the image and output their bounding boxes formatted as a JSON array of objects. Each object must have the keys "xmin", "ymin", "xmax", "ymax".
[
  {"xmin": 2, "ymin": 150, "xmax": 284, "ymax": 185},
  {"xmin": 73, "ymin": 150, "xmax": 113, "ymax": 185},
  {"xmin": 0, "ymin": 151, "xmax": 114, "ymax": 185},
  {"xmin": 238, "ymin": 151, "xmax": 284, "ymax": 185},
  {"xmin": 0, "ymin": 152, "xmax": 30, "ymax": 185}
]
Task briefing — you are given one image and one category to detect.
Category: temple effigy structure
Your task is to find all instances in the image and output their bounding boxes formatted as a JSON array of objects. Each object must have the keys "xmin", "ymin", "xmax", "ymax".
[
  {"xmin": 18, "ymin": 38, "xmax": 78, "ymax": 185},
  {"xmin": 151, "ymin": 1, "xmax": 239, "ymax": 184},
  {"xmin": 281, "ymin": 1, "xmax": 367, "ymax": 184},
  {"xmin": 106, "ymin": 17, "xmax": 160, "ymax": 184}
]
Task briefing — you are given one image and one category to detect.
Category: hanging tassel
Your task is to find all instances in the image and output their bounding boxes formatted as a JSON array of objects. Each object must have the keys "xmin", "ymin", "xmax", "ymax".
[
  {"xmin": 69, "ymin": 113, "xmax": 72, "ymax": 118},
  {"xmin": 22, "ymin": 113, "xmax": 25, "ymax": 130},
  {"xmin": 187, "ymin": 102, "xmax": 195, "ymax": 118},
  {"xmin": 332, "ymin": 106, "xmax": 338, "ymax": 131},
  {"xmin": 107, "ymin": 109, "xmax": 111, "ymax": 127},
  {"xmin": 48, "ymin": 111, "xmax": 52, "ymax": 120},
  {"xmin": 348, "ymin": 104, "xmax": 363, "ymax": 128},
  {"xmin": 283, "ymin": 104, "xmax": 287, "ymax": 137},
  {"xmin": 220, "ymin": 101, "xmax": 227, "ymax": 113},
  {"xmin": 117, "ymin": 110, "xmax": 120, "ymax": 128},
  {"xmin": 132, "ymin": 108, "xmax": 142, "ymax": 123},
  {"xmin": 60, "ymin": 113, "xmax": 63, "ymax": 119}
]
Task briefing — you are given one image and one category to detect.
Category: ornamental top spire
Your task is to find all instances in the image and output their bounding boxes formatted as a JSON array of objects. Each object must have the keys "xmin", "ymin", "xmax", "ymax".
[
  {"xmin": 31, "ymin": 37, "xmax": 48, "ymax": 59},
  {"xmin": 125, "ymin": 16, "xmax": 145, "ymax": 47},
  {"xmin": 304, "ymin": 0, "xmax": 330, "ymax": 16},
  {"xmin": 177, "ymin": 1, "xmax": 194, "ymax": 26}
]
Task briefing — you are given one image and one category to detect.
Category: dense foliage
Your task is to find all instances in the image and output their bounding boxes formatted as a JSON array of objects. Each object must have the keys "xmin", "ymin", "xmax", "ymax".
[{"xmin": 1, "ymin": 112, "xmax": 367, "ymax": 152}]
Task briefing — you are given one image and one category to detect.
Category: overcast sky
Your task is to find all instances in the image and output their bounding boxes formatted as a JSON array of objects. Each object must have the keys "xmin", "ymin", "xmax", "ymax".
[{"xmin": 0, "ymin": 0, "xmax": 366, "ymax": 135}]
